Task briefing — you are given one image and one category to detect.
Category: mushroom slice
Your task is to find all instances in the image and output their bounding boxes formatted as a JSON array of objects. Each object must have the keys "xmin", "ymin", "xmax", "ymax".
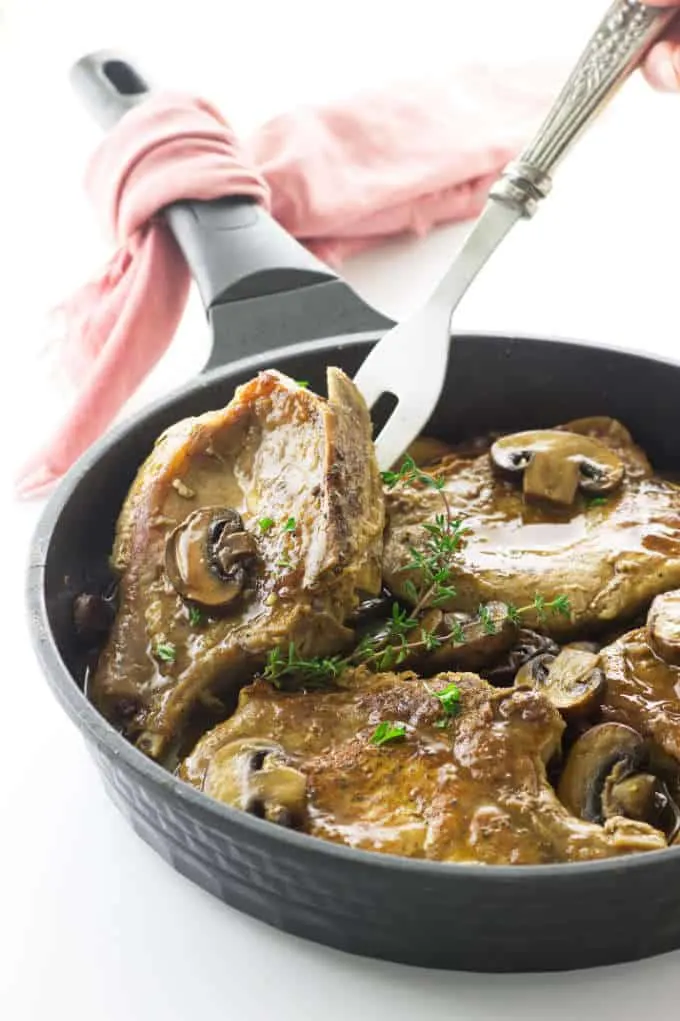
[
  {"xmin": 347, "ymin": 595, "xmax": 394, "ymax": 628},
  {"xmin": 559, "ymin": 722, "xmax": 680, "ymax": 841},
  {"xmin": 564, "ymin": 640, "xmax": 601, "ymax": 654},
  {"xmin": 600, "ymin": 766, "xmax": 678, "ymax": 836},
  {"xmin": 165, "ymin": 507, "xmax": 257, "ymax": 609},
  {"xmin": 559, "ymin": 416, "xmax": 652, "ymax": 478},
  {"xmin": 647, "ymin": 590, "xmax": 680, "ymax": 666},
  {"xmin": 515, "ymin": 646, "xmax": 604, "ymax": 718},
  {"xmin": 203, "ymin": 738, "xmax": 307, "ymax": 828},
  {"xmin": 490, "ymin": 430, "xmax": 625, "ymax": 506},
  {"xmin": 483, "ymin": 629, "xmax": 560, "ymax": 687},
  {"xmin": 558, "ymin": 723, "xmax": 646, "ymax": 822}
]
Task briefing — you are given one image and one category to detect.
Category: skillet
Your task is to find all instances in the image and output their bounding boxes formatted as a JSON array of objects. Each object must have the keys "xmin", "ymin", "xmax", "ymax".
[{"xmin": 26, "ymin": 52, "xmax": 680, "ymax": 973}]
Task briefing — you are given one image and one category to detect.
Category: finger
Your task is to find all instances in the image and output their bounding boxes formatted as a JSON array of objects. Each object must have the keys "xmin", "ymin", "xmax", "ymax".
[{"xmin": 643, "ymin": 15, "xmax": 680, "ymax": 92}]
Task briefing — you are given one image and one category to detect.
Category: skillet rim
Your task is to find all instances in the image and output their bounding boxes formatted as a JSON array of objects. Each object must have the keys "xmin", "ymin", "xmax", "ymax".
[{"xmin": 26, "ymin": 327, "xmax": 680, "ymax": 881}]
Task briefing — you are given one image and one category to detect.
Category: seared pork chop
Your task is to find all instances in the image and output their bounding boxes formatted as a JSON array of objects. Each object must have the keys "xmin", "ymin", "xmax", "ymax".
[
  {"xmin": 384, "ymin": 417, "xmax": 680, "ymax": 638},
  {"xmin": 89, "ymin": 369, "xmax": 384, "ymax": 760},
  {"xmin": 601, "ymin": 591, "xmax": 680, "ymax": 763},
  {"xmin": 180, "ymin": 669, "xmax": 665, "ymax": 864}
]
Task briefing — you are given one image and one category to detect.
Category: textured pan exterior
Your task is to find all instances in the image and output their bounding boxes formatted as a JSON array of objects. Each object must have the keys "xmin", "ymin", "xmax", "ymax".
[{"xmin": 27, "ymin": 333, "xmax": 680, "ymax": 973}]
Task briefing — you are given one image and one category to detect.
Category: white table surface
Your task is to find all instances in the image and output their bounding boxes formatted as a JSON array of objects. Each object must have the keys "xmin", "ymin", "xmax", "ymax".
[{"xmin": 4, "ymin": 1, "xmax": 680, "ymax": 1017}]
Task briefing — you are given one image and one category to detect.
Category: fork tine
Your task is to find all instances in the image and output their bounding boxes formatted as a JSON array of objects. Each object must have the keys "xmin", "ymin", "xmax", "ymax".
[
  {"xmin": 352, "ymin": 358, "xmax": 390, "ymax": 410},
  {"xmin": 373, "ymin": 399, "xmax": 435, "ymax": 471}
]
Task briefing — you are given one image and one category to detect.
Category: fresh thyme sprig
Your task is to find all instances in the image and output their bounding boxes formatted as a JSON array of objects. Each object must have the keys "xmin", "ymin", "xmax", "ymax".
[
  {"xmin": 261, "ymin": 457, "xmax": 571, "ymax": 689},
  {"xmin": 263, "ymin": 642, "xmax": 345, "ymax": 689},
  {"xmin": 381, "ymin": 455, "xmax": 469, "ymax": 615}
]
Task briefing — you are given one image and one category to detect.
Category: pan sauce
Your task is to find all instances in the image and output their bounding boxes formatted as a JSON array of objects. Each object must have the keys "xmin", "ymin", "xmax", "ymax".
[{"xmin": 78, "ymin": 370, "xmax": 680, "ymax": 865}]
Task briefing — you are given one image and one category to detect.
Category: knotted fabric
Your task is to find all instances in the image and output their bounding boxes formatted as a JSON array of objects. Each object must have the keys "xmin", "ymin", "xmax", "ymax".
[{"xmin": 16, "ymin": 67, "xmax": 555, "ymax": 498}]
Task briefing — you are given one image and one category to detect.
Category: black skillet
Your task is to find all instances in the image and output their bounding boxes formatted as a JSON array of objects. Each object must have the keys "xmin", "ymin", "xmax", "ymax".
[{"xmin": 26, "ymin": 51, "xmax": 680, "ymax": 973}]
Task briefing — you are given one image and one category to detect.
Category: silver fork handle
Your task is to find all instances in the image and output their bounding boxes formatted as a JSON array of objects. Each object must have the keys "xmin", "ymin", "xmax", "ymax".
[{"xmin": 490, "ymin": 0, "xmax": 676, "ymax": 217}]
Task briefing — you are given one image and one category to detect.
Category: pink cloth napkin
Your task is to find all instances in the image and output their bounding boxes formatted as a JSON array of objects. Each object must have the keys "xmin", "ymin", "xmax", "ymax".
[{"xmin": 16, "ymin": 65, "xmax": 556, "ymax": 499}]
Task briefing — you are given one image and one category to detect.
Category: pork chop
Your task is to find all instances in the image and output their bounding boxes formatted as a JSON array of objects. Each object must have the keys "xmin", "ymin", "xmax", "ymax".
[
  {"xmin": 384, "ymin": 417, "xmax": 680, "ymax": 637},
  {"xmin": 601, "ymin": 619, "xmax": 680, "ymax": 764},
  {"xmin": 89, "ymin": 369, "xmax": 384, "ymax": 760},
  {"xmin": 179, "ymin": 669, "xmax": 666, "ymax": 864}
]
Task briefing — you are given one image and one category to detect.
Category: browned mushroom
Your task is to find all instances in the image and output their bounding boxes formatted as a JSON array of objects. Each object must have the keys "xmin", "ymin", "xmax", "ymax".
[
  {"xmin": 164, "ymin": 507, "xmax": 258, "ymax": 610},
  {"xmin": 482, "ymin": 629, "xmax": 560, "ymax": 687},
  {"xmin": 647, "ymin": 590, "xmax": 680, "ymax": 666},
  {"xmin": 490, "ymin": 429, "xmax": 625, "ymax": 506},
  {"xmin": 514, "ymin": 645, "xmax": 604, "ymax": 718},
  {"xmin": 202, "ymin": 737, "xmax": 307, "ymax": 828},
  {"xmin": 558, "ymin": 722, "xmax": 680, "ymax": 841},
  {"xmin": 558, "ymin": 416, "xmax": 652, "ymax": 478},
  {"xmin": 565, "ymin": 640, "xmax": 601, "ymax": 654}
]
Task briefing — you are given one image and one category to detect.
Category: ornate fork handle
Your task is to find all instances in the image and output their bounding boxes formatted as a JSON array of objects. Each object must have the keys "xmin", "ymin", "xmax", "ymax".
[{"xmin": 491, "ymin": 0, "xmax": 676, "ymax": 216}]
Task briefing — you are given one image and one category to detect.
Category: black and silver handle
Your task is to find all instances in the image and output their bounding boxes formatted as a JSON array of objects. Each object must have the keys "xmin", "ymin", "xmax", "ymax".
[{"xmin": 70, "ymin": 51, "xmax": 338, "ymax": 311}]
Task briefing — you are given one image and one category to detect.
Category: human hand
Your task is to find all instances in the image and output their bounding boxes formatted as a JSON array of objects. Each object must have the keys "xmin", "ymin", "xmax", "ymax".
[{"xmin": 642, "ymin": 1, "xmax": 680, "ymax": 91}]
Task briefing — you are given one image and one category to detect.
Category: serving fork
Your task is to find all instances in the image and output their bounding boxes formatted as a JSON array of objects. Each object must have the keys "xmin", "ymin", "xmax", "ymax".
[{"xmin": 355, "ymin": 0, "xmax": 676, "ymax": 471}]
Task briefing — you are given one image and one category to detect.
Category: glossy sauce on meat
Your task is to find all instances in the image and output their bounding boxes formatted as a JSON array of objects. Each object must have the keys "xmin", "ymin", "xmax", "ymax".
[
  {"xmin": 180, "ymin": 670, "xmax": 664, "ymax": 864},
  {"xmin": 84, "ymin": 388, "xmax": 680, "ymax": 867},
  {"xmin": 384, "ymin": 419, "xmax": 680, "ymax": 636}
]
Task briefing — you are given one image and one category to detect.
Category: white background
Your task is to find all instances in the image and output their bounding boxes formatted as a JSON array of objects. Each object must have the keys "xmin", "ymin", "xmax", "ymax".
[{"xmin": 3, "ymin": 1, "xmax": 680, "ymax": 1017}]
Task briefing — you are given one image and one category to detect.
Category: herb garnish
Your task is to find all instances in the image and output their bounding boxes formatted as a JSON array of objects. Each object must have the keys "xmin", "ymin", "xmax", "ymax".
[
  {"xmin": 284, "ymin": 517, "xmax": 297, "ymax": 532},
  {"xmin": 428, "ymin": 681, "xmax": 462, "ymax": 717},
  {"xmin": 261, "ymin": 457, "xmax": 571, "ymax": 688},
  {"xmin": 154, "ymin": 641, "xmax": 176, "ymax": 664},
  {"xmin": 188, "ymin": 606, "xmax": 202, "ymax": 627},
  {"xmin": 263, "ymin": 643, "xmax": 344, "ymax": 688},
  {"xmin": 586, "ymin": 496, "xmax": 609, "ymax": 508},
  {"xmin": 258, "ymin": 517, "xmax": 275, "ymax": 532},
  {"xmin": 296, "ymin": 380, "xmax": 310, "ymax": 389},
  {"xmin": 371, "ymin": 721, "xmax": 407, "ymax": 746}
]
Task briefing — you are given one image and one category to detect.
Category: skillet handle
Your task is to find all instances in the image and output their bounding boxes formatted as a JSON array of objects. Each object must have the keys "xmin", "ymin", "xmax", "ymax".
[{"xmin": 70, "ymin": 51, "xmax": 337, "ymax": 311}]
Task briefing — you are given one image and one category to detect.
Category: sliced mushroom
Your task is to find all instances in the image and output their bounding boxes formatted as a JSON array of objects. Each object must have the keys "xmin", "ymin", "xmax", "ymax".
[
  {"xmin": 565, "ymin": 640, "xmax": 601, "ymax": 654},
  {"xmin": 203, "ymin": 737, "xmax": 307, "ymax": 828},
  {"xmin": 514, "ymin": 646, "xmax": 604, "ymax": 717},
  {"xmin": 490, "ymin": 429, "xmax": 625, "ymax": 506},
  {"xmin": 164, "ymin": 507, "xmax": 257, "ymax": 610},
  {"xmin": 559, "ymin": 416, "xmax": 652, "ymax": 478},
  {"xmin": 558, "ymin": 722, "xmax": 645, "ymax": 822},
  {"xmin": 647, "ymin": 590, "xmax": 680, "ymax": 666},
  {"xmin": 483, "ymin": 629, "xmax": 560, "ymax": 687},
  {"xmin": 602, "ymin": 766, "xmax": 658, "ymax": 821},
  {"xmin": 346, "ymin": 595, "xmax": 394, "ymax": 628},
  {"xmin": 558, "ymin": 722, "xmax": 680, "ymax": 840}
]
